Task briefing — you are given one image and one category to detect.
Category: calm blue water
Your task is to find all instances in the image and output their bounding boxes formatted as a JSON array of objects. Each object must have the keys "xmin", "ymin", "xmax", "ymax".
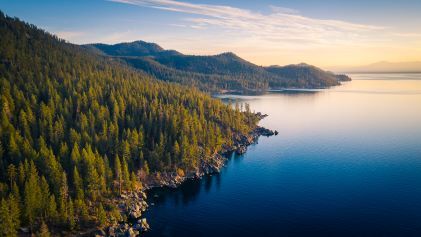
[{"xmin": 144, "ymin": 74, "xmax": 421, "ymax": 237}]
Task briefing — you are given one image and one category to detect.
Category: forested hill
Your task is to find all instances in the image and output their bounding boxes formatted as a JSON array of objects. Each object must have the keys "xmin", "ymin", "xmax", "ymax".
[
  {"xmin": 0, "ymin": 11, "xmax": 259, "ymax": 235},
  {"xmin": 88, "ymin": 40, "xmax": 181, "ymax": 57},
  {"xmin": 86, "ymin": 41, "xmax": 351, "ymax": 93},
  {"xmin": 266, "ymin": 63, "xmax": 352, "ymax": 88}
]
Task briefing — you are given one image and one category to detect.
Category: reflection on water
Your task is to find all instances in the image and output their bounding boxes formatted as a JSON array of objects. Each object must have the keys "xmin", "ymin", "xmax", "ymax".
[
  {"xmin": 144, "ymin": 75, "xmax": 421, "ymax": 237},
  {"xmin": 146, "ymin": 152, "xmax": 243, "ymax": 207}
]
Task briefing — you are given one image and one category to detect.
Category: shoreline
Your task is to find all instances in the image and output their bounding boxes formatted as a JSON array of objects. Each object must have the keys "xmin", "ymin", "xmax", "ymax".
[
  {"xmin": 94, "ymin": 113, "xmax": 276, "ymax": 237},
  {"xmin": 141, "ymin": 113, "xmax": 277, "ymax": 190}
]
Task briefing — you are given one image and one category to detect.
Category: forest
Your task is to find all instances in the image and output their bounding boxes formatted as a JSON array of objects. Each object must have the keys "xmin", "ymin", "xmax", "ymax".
[
  {"xmin": 0, "ymin": 11, "xmax": 259, "ymax": 236},
  {"xmin": 86, "ymin": 41, "xmax": 351, "ymax": 93}
]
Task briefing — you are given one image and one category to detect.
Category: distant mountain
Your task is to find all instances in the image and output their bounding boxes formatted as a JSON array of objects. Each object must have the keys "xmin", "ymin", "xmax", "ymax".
[
  {"xmin": 87, "ymin": 41, "xmax": 351, "ymax": 93},
  {"xmin": 330, "ymin": 61, "xmax": 421, "ymax": 73}
]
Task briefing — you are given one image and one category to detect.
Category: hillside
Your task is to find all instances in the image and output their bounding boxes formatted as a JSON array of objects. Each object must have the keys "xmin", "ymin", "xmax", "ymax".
[
  {"xmin": 266, "ymin": 63, "xmax": 351, "ymax": 88},
  {"xmin": 88, "ymin": 41, "xmax": 351, "ymax": 93},
  {"xmin": 0, "ymin": 11, "xmax": 260, "ymax": 235}
]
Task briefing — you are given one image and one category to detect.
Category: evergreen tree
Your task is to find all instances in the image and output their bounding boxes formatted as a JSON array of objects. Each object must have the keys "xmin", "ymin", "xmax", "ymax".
[
  {"xmin": 0, "ymin": 198, "xmax": 17, "ymax": 237},
  {"xmin": 67, "ymin": 198, "xmax": 75, "ymax": 230},
  {"xmin": 97, "ymin": 203, "xmax": 107, "ymax": 227},
  {"xmin": 9, "ymin": 195, "xmax": 20, "ymax": 234},
  {"xmin": 114, "ymin": 155, "xmax": 122, "ymax": 195},
  {"xmin": 47, "ymin": 194, "xmax": 58, "ymax": 221},
  {"xmin": 7, "ymin": 164, "xmax": 16, "ymax": 188},
  {"xmin": 37, "ymin": 220, "xmax": 51, "ymax": 237},
  {"xmin": 24, "ymin": 162, "xmax": 41, "ymax": 230},
  {"xmin": 72, "ymin": 166, "xmax": 84, "ymax": 200}
]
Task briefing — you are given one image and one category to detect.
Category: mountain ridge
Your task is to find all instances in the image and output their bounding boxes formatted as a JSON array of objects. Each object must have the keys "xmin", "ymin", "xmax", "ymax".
[{"xmin": 86, "ymin": 41, "xmax": 351, "ymax": 93}]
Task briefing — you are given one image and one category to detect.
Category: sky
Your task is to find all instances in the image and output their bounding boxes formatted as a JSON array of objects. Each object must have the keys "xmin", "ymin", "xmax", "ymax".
[{"xmin": 1, "ymin": 0, "xmax": 421, "ymax": 68}]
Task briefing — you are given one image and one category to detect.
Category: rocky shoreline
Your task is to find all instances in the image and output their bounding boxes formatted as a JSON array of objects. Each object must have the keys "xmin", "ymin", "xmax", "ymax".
[
  {"xmin": 102, "ymin": 191, "xmax": 151, "ymax": 237},
  {"xmin": 99, "ymin": 113, "xmax": 276, "ymax": 236},
  {"xmin": 142, "ymin": 113, "xmax": 277, "ymax": 189}
]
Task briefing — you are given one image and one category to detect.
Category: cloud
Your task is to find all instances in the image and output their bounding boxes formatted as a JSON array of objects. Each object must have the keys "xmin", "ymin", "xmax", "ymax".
[
  {"xmin": 104, "ymin": 0, "xmax": 421, "ymax": 66},
  {"xmin": 269, "ymin": 5, "xmax": 299, "ymax": 15},
  {"xmin": 108, "ymin": 0, "xmax": 386, "ymax": 47}
]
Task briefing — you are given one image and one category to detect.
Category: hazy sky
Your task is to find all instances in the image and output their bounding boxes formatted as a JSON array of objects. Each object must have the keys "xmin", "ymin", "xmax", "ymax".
[{"xmin": 1, "ymin": 0, "xmax": 421, "ymax": 67}]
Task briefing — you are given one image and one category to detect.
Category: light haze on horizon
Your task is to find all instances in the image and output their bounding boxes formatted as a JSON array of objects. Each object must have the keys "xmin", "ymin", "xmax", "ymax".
[{"xmin": 1, "ymin": 0, "xmax": 421, "ymax": 68}]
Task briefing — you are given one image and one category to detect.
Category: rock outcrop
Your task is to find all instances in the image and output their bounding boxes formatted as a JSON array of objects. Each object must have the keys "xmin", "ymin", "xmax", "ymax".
[
  {"xmin": 141, "ymin": 114, "xmax": 277, "ymax": 190},
  {"xmin": 102, "ymin": 191, "xmax": 150, "ymax": 237}
]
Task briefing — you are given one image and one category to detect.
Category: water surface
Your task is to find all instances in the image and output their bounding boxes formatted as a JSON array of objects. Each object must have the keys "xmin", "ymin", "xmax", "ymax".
[{"xmin": 145, "ymin": 74, "xmax": 421, "ymax": 237}]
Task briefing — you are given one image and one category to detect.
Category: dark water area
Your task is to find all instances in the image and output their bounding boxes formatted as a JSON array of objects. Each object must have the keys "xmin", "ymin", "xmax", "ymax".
[{"xmin": 144, "ymin": 74, "xmax": 421, "ymax": 237}]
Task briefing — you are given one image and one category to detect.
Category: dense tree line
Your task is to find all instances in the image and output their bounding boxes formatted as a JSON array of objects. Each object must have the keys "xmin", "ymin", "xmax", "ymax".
[
  {"xmin": 0, "ymin": 11, "xmax": 259, "ymax": 235},
  {"xmin": 123, "ymin": 56, "xmax": 269, "ymax": 93},
  {"xmin": 87, "ymin": 42, "xmax": 350, "ymax": 93}
]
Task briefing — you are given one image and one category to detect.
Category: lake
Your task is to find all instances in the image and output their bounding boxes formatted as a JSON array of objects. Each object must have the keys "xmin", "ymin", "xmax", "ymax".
[{"xmin": 144, "ymin": 73, "xmax": 421, "ymax": 237}]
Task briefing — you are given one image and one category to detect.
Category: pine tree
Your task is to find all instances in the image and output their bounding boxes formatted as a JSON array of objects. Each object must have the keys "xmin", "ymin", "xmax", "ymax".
[
  {"xmin": 40, "ymin": 176, "xmax": 50, "ymax": 218},
  {"xmin": 47, "ymin": 194, "xmax": 58, "ymax": 221},
  {"xmin": 72, "ymin": 166, "xmax": 84, "ymax": 200},
  {"xmin": 24, "ymin": 162, "xmax": 41, "ymax": 230},
  {"xmin": 9, "ymin": 195, "xmax": 20, "ymax": 234},
  {"xmin": 10, "ymin": 182, "xmax": 21, "ymax": 210},
  {"xmin": 67, "ymin": 198, "xmax": 75, "ymax": 230},
  {"xmin": 97, "ymin": 203, "xmax": 107, "ymax": 227},
  {"xmin": 130, "ymin": 172, "xmax": 138, "ymax": 191},
  {"xmin": 143, "ymin": 161, "xmax": 150, "ymax": 175},
  {"xmin": 0, "ymin": 198, "xmax": 17, "ymax": 237},
  {"xmin": 122, "ymin": 159, "xmax": 130, "ymax": 190},
  {"xmin": 7, "ymin": 164, "xmax": 16, "ymax": 188},
  {"xmin": 37, "ymin": 220, "xmax": 51, "ymax": 237},
  {"xmin": 59, "ymin": 172, "xmax": 69, "ymax": 224},
  {"xmin": 70, "ymin": 144, "xmax": 80, "ymax": 166},
  {"xmin": 114, "ymin": 155, "xmax": 122, "ymax": 195}
]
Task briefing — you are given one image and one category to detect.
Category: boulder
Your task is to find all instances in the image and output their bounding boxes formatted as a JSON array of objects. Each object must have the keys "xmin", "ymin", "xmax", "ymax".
[
  {"xmin": 141, "ymin": 218, "xmax": 150, "ymax": 231},
  {"xmin": 129, "ymin": 210, "xmax": 142, "ymax": 219},
  {"xmin": 122, "ymin": 223, "xmax": 129, "ymax": 230},
  {"xmin": 126, "ymin": 227, "xmax": 138, "ymax": 237}
]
